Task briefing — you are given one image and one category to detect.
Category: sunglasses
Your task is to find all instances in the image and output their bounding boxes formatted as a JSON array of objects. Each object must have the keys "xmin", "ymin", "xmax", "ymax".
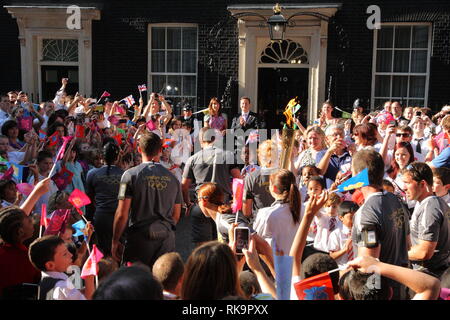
[{"xmin": 396, "ymin": 133, "xmax": 411, "ymax": 137}]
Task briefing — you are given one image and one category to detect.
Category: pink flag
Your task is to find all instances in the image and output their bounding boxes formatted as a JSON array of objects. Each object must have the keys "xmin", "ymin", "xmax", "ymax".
[
  {"xmin": 55, "ymin": 136, "xmax": 74, "ymax": 161},
  {"xmin": 16, "ymin": 183, "xmax": 34, "ymax": 196},
  {"xmin": 68, "ymin": 189, "xmax": 91, "ymax": 211},
  {"xmin": 108, "ymin": 115, "xmax": 120, "ymax": 126},
  {"xmin": 100, "ymin": 91, "xmax": 111, "ymax": 99},
  {"xmin": 146, "ymin": 119, "xmax": 156, "ymax": 131},
  {"xmin": 81, "ymin": 245, "xmax": 104, "ymax": 279},
  {"xmin": 231, "ymin": 178, "xmax": 244, "ymax": 213},
  {"xmin": 40, "ymin": 204, "xmax": 49, "ymax": 228}
]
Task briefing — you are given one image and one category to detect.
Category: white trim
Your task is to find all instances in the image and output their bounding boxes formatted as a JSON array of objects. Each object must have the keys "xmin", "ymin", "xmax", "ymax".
[
  {"xmin": 148, "ymin": 23, "xmax": 199, "ymax": 108},
  {"xmin": 5, "ymin": 6, "xmax": 100, "ymax": 101},
  {"xmin": 371, "ymin": 23, "xmax": 432, "ymax": 109}
]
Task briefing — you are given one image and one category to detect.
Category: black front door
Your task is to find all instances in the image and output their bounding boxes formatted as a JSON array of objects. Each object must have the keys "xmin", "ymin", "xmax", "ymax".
[
  {"xmin": 41, "ymin": 66, "xmax": 79, "ymax": 101},
  {"xmin": 258, "ymin": 67, "xmax": 309, "ymax": 129}
]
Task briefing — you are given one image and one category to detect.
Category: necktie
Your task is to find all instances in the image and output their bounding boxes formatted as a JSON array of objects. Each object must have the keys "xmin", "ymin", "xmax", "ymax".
[
  {"xmin": 242, "ymin": 113, "xmax": 248, "ymax": 122},
  {"xmin": 415, "ymin": 139, "xmax": 422, "ymax": 153},
  {"xmin": 347, "ymin": 230, "xmax": 353, "ymax": 261},
  {"xmin": 329, "ymin": 217, "xmax": 336, "ymax": 232}
]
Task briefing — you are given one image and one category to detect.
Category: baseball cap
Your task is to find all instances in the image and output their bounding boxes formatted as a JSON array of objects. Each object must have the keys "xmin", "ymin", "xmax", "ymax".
[{"xmin": 183, "ymin": 105, "xmax": 192, "ymax": 111}]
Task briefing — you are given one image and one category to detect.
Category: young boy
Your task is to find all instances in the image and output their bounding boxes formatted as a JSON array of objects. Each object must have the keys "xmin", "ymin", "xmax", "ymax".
[
  {"xmin": 328, "ymin": 201, "xmax": 359, "ymax": 268},
  {"xmin": 28, "ymin": 235, "xmax": 94, "ymax": 300},
  {"xmin": 432, "ymin": 167, "xmax": 450, "ymax": 206},
  {"xmin": 313, "ymin": 192, "xmax": 343, "ymax": 253}
]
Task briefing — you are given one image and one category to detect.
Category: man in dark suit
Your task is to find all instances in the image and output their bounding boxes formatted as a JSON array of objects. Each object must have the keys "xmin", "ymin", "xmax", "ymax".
[{"xmin": 230, "ymin": 97, "xmax": 261, "ymax": 131}]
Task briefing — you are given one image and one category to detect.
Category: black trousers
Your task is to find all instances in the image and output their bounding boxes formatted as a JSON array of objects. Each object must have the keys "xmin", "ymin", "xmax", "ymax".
[
  {"xmin": 123, "ymin": 221, "xmax": 175, "ymax": 268},
  {"xmin": 190, "ymin": 204, "xmax": 217, "ymax": 244},
  {"xmin": 93, "ymin": 211, "xmax": 115, "ymax": 257}
]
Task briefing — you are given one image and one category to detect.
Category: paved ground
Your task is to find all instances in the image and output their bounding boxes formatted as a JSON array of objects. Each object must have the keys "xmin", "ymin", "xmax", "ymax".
[{"xmin": 174, "ymin": 209, "xmax": 195, "ymax": 262}]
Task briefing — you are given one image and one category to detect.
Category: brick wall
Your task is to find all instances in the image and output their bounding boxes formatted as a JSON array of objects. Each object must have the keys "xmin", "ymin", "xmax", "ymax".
[{"xmin": 1, "ymin": 0, "xmax": 449, "ymax": 112}]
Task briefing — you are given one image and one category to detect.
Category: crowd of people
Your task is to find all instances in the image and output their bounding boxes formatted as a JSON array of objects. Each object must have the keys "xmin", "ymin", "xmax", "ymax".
[{"xmin": 0, "ymin": 77, "xmax": 449, "ymax": 301}]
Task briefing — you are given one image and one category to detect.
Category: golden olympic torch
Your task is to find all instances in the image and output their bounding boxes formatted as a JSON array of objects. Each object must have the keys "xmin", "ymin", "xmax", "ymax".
[{"xmin": 279, "ymin": 98, "xmax": 300, "ymax": 170}]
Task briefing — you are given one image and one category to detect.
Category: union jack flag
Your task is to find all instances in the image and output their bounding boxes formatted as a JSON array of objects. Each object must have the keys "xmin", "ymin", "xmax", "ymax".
[
  {"xmin": 122, "ymin": 95, "xmax": 135, "ymax": 108},
  {"xmin": 138, "ymin": 84, "xmax": 147, "ymax": 92}
]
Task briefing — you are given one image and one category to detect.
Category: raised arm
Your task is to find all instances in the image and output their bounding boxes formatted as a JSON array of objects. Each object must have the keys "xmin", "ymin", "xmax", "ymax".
[{"xmin": 348, "ymin": 256, "xmax": 440, "ymax": 300}]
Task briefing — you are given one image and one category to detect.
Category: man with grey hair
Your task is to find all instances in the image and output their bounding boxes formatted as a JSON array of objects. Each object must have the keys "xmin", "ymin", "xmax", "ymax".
[{"xmin": 317, "ymin": 124, "xmax": 352, "ymax": 181}]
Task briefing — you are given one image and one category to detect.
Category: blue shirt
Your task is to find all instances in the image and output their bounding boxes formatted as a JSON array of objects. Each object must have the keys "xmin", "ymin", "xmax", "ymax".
[{"xmin": 431, "ymin": 147, "xmax": 450, "ymax": 168}]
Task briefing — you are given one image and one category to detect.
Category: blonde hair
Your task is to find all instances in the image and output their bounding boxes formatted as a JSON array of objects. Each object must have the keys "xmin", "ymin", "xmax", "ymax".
[
  {"xmin": 304, "ymin": 126, "xmax": 326, "ymax": 149},
  {"xmin": 257, "ymin": 139, "xmax": 278, "ymax": 167}
]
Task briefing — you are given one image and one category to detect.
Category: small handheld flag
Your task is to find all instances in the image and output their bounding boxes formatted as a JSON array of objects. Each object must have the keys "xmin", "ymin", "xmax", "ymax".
[
  {"xmin": 96, "ymin": 91, "xmax": 111, "ymax": 104},
  {"xmin": 38, "ymin": 130, "xmax": 47, "ymax": 141},
  {"xmin": 47, "ymin": 131, "xmax": 59, "ymax": 147},
  {"xmin": 40, "ymin": 204, "xmax": 49, "ymax": 228},
  {"xmin": 294, "ymin": 271, "xmax": 335, "ymax": 300},
  {"xmin": 68, "ymin": 189, "xmax": 91, "ymax": 212},
  {"xmin": 16, "ymin": 183, "xmax": 34, "ymax": 196},
  {"xmin": 138, "ymin": 84, "xmax": 147, "ymax": 92},
  {"xmin": 122, "ymin": 95, "xmax": 135, "ymax": 108},
  {"xmin": 18, "ymin": 116, "xmax": 33, "ymax": 131},
  {"xmin": 6, "ymin": 162, "xmax": 24, "ymax": 182},
  {"xmin": 146, "ymin": 119, "xmax": 156, "ymax": 131},
  {"xmin": 81, "ymin": 245, "xmax": 104, "ymax": 279},
  {"xmin": 44, "ymin": 209, "xmax": 71, "ymax": 236},
  {"xmin": 231, "ymin": 178, "xmax": 244, "ymax": 213},
  {"xmin": 336, "ymin": 168, "xmax": 369, "ymax": 192},
  {"xmin": 113, "ymin": 134, "xmax": 122, "ymax": 146},
  {"xmin": 75, "ymin": 125, "xmax": 85, "ymax": 138},
  {"xmin": 246, "ymin": 130, "xmax": 259, "ymax": 145},
  {"xmin": 72, "ymin": 219, "xmax": 87, "ymax": 238},
  {"xmin": 51, "ymin": 165, "xmax": 74, "ymax": 190}
]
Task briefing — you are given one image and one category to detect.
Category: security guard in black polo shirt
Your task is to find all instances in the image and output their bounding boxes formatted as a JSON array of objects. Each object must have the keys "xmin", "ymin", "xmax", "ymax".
[
  {"xmin": 112, "ymin": 132, "xmax": 182, "ymax": 267},
  {"xmin": 182, "ymin": 127, "xmax": 241, "ymax": 246}
]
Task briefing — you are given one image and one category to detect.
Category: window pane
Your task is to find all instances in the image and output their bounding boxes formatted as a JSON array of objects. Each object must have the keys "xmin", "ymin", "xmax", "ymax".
[
  {"xmin": 376, "ymin": 50, "xmax": 392, "ymax": 72},
  {"xmin": 409, "ymin": 76, "xmax": 426, "ymax": 98},
  {"xmin": 392, "ymin": 76, "xmax": 408, "ymax": 98},
  {"xmin": 68, "ymin": 70, "xmax": 79, "ymax": 83},
  {"xmin": 183, "ymin": 76, "xmax": 196, "ymax": 96},
  {"xmin": 408, "ymin": 99, "xmax": 424, "ymax": 107},
  {"xmin": 374, "ymin": 99, "xmax": 388, "ymax": 109},
  {"xmin": 394, "ymin": 26, "xmax": 411, "ymax": 48},
  {"xmin": 45, "ymin": 70, "xmax": 58, "ymax": 82},
  {"xmin": 151, "ymin": 75, "xmax": 166, "ymax": 93},
  {"xmin": 393, "ymin": 50, "xmax": 410, "ymax": 72},
  {"xmin": 167, "ymin": 28, "xmax": 181, "ymax": 49},
  {"xmin": 151, "ymin": 51, "xmax": 165, "ymax": 72},
  {"xmin": 152, "ymin": 27, "xmax": 166, "ymax": 49},
  {"xmin": 377, "ymin": 27, "xmax": 393, "ymax": 48},
  {"xmin": 42, "ymin": 39, "xmax": 78, "ymax": 62},
  {"xmin": 412, "ymin": 26, "xmax": 429, "ymax": 48},
  {"xmin": 183, "ymin": 28, "xmax": 197, "ymax": 49},
  {"xmin": 375, "ymin": 75, "xmax": 391, "ymax": 97},
  {"xmin": 167, "ymin": 75, "xmax": 182, "ymax": 95},
  {"xmin": 167, "ymin": 51, "xmax": 181, "ymax": 72},
  {"xmin": 182, "ymin": 51, "xmax": 197, "ymax": 73},
  {"xmin": 410, "ymin": 50, "xmax": 427, "ymax": 73}
]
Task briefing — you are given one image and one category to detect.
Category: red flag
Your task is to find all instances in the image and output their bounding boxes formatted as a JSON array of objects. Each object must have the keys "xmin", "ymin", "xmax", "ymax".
[
  {"xmin": 294, "ymin": 272, "xmax": 335, "ymax": 300},
  {"xmin": 0, "ymin": 166, "xmax": 14, "ymax": 180},
  {"xmin": 81, "ymin": 245, "xmax": 104, "ymax": 279},
  {"xmin": 51, "ymin": 165, "xmax": 74, "ymax": 190},
  {"xmin": 75, "ymin": 125, "xmax": 85, "ymax": 138},
  {"xmin": 68, "ymin": 189, "xmax": 91, "ymax": 214},
  {"xmin": 40, "ymin": 204, "xmax": 49, "ymax": 228},
  {"xmin": 113, "ymin": 134, "xmax": 122, "ymax": 146},
  {"xmin": 44, "ymin": 209, "xmax": 70, "ymax": 236},
  {"xmin": 231, "ymin": 178, "xmax": 244, "ymax": 213},
  {"xmin": 48, "ymin": 131, "xmax": 59, "ymax": 147}
]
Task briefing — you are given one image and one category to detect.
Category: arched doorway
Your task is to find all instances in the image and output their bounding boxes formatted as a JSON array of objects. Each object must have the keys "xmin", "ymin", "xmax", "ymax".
[{"xmin": 257, "ymin": 39, "xmax": 309, "ymax": 128}]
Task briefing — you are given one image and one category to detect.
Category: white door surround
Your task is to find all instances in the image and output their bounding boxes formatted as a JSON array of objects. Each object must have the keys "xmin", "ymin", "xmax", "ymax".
[
  {"xmin": 5, "ymin": 5, "xmax": 100, "ymax": 101},
  {"xmin": 228, "ymin": 4, "xmax": 340, "ymax": 124}
]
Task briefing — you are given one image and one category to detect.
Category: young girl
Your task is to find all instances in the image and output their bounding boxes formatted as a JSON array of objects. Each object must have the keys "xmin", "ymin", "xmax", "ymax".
[{"xmin": 253, "ymin": 169, "xmax": 301, "ymax": 255}]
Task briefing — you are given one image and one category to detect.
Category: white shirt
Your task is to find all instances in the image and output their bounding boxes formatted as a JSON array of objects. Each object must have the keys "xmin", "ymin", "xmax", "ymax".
[
  {"xmin": 41, "ymin": 271, "xmax": 86, "ymax": 300},
  {"xmin": 28, "ymin": 173, "xmax": 59, "ymax": 214},
  {"xmin": 411, "ymin": 136, "xmax": 430, "ymax": 162},
  {"xmin": 313, "ymin": 211, "xmax": 342, "ymax": 252},
  {"xmin": 253, "ymin": 201, "xmax": 299, "ymax": 255},
  {"xmin": 328, "ymin": 224, "xmax": 352, "ymax": 268}
]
